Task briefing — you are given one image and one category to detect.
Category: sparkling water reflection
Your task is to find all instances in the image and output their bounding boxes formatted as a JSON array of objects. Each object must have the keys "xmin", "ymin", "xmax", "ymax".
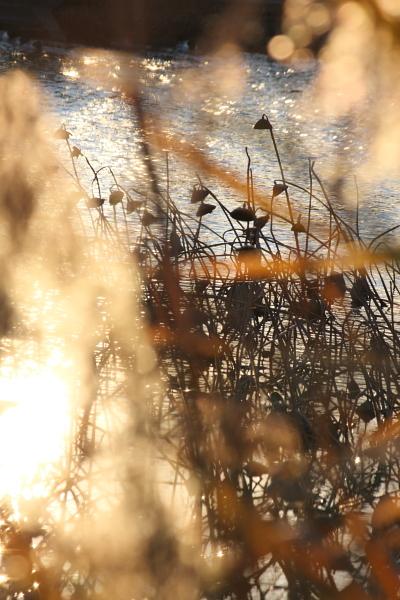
[{"xmin": 0, "ymin": 42, "xmax": 399, "ymax": 249}]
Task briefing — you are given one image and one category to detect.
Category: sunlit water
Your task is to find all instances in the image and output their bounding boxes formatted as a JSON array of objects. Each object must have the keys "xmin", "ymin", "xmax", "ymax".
[
  {"xmin": 0, "ymin": 345, "xmax": 71, "ymax": 498},
  {"xmin": 0, "ymin": 40, "xmax": 398, "ymax": 244}
]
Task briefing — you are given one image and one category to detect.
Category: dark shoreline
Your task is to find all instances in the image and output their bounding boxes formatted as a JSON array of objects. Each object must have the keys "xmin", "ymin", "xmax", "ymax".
[{"xmin": 0, "ymin": 0, "xmax": 283, "ymax": 53}]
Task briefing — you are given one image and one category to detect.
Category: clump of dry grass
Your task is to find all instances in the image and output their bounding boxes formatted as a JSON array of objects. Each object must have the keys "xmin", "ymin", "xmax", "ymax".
[
  {"xmin": 45, "ymin": 108, "xmax": 400, "ymax": 598},
  {"xmin": 0, "ymin": 66, "xmax": 400, "ymax": 599}
]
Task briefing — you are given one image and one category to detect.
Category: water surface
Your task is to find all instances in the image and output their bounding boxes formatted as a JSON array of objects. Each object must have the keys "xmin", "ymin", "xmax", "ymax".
[{"xmin": 1, "ymin": 39, "xmax": 399, "ymax": 244}]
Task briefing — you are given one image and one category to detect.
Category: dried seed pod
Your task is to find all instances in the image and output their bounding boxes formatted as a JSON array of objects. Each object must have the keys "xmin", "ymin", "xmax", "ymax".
[
  {"xmin": 71, "ymin": 146, "xmax": 81, "ymax": 158},
  {"xmin": 142, "ymin": 211, "xmax": 158, "ymax": 226},
  {"xmin": 347, "ymin": 379, "xmax": 360, "ymax": 399},
  {"xmin": 350, "ymin": 276, "xmax": 372, "ymax": 308},
  {"xmin": 196, "ymin": 203, "xmax": 216, "ymax": 217},
  {"xmin": 323, "ymin": 273, "xmax": 346, "ymax": 303},
  {"xmin": 54, "ymin": 127, "xmax": 71, "ymax": 140},
  {"xmin": 270, "ymin": 391, "xmax": 284, "ymax": 408},
  {"xmin": 87, "ymin": 197, "xmax": 104, "ymax": 208},
  {"xmin": 272, "ymin": 183, "xmax": 288, "ymax": 197},
  {"xmin": 169, "ymin": 228, "xmax": 184, "ymax": 256},
  {"xmin": 356, "ymin": 399, "xmax": 375, "ymax": 423},
  {"xmin": 194, "ymin": 279, "xmax": 209, "ymax": 294},
  {"xmin": 126, "ymin": 199, "xmax": 144, "ymax": 214},
  {"xmin": 109, "ymin": 190, "xmax": 124, "ymax": 205},
  {"xmin": 230, "ymin": 206, "xmax": 255, "ymax": 222},
  {"xmin": 291, "ymin": 218, "xmax": 306, "ymax": 233},
  {"xmin": 190, "ymin": 185, "xmax": 209, "ymax": 204},
  {"xmin": 254, "ymin": 215, "xmax": 270, "ymax": 229},
  {"xmin": 244, "ymin": 227, "xmax": 258, "ymax": 244},
  {"xmin": 253, "ymin": 114, "xmax": 272, "ymax": 130}
]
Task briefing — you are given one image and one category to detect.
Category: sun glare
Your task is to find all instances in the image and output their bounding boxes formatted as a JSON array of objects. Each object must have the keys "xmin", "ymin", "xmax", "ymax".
[{"xmin": 0, "ymin": 360, "xmax": 71, "ymax": 499}]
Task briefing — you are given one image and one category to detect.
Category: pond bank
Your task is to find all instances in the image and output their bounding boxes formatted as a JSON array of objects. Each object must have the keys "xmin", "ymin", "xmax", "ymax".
[{"xmin": 0, "ymin": 0, "xmax": 283, "ymax": 51}]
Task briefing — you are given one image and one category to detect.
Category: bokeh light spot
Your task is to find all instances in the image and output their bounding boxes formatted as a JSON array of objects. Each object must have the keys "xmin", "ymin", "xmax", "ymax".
[{"xmin": 267, "ymin": 35, "xmax": 295, "ymax": 61}]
